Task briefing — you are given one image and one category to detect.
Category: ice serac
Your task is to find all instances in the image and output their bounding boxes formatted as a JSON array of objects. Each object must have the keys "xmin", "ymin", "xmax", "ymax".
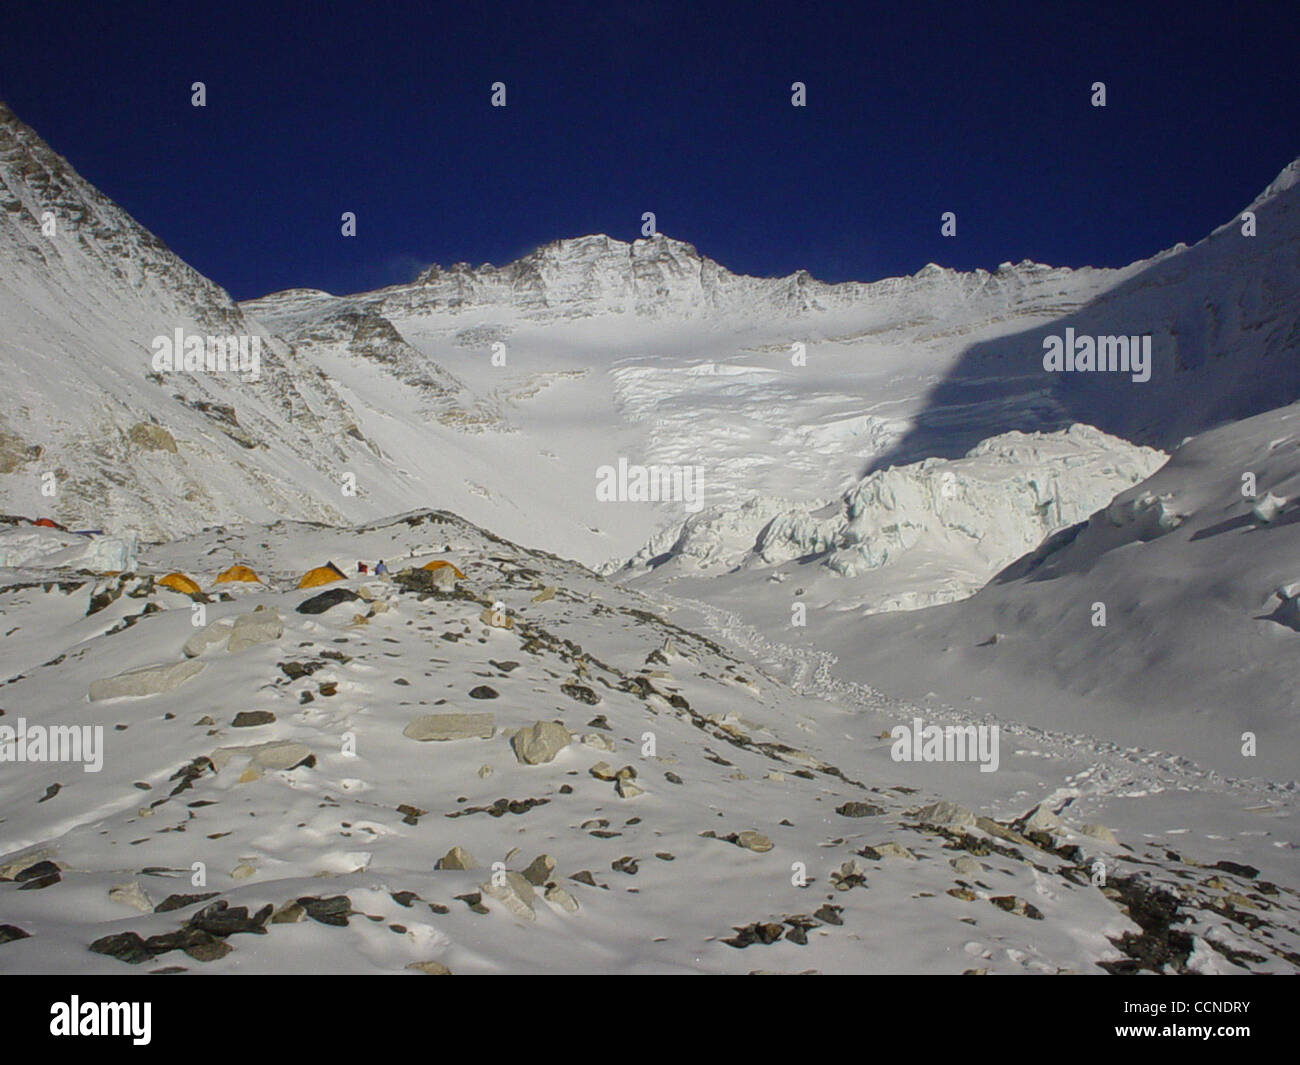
[{"xmin": 622, "ymin": 424, "xmax": 1165, "ymax": 614}]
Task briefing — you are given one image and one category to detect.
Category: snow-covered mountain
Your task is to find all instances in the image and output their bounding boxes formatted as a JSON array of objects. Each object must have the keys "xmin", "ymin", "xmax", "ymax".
[{"xmin": 2, "ymin": 100, "xmax": 1299, "ymax": 975}]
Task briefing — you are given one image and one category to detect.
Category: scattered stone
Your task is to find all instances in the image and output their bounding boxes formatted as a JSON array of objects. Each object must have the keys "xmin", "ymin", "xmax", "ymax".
[
  {"xmin": 1023, "ymin": 804, "xmax": 1061, "ymax": 834},
  {"xmin": 436, "ymin": 846, "xmax": 478, "ymax": 871},
  {"xmin": 990, "ymin": 895, "xmax": 1044, "ymax": 920},
  {"xmin": 108, "ymin": 882, "xmax": 154, "ymax": 914},
  {"xmin": 477, "ymin": 764, "xmax": 493, "ymax": 778},
  {"xmin": 858, "ymin": 841, "xmax": 917, "ymax": 861},
  {"xmin": 911, "ymin": 800, "xmax": 975, "ymax": 828},
  {"xmin": 836, "ymin": 801, "xmax": 886, "ymax": 818},
  {"xmin": 1213, "ymin": 860, "xmax": 1260, "ymax": 880},
  {"xmin": 949, "ymin": 856, "xmax": 982, "ymax": 877},
  {"xmin": 664, "ymin": 771, "xmax": 683, "ymax": 785},
  {"xmin": 297, "ymin": 895, "xmax": 351, "ymax": 926},
  {"xmin": 521, "ymin": 854, "xmax": 556, "ymax": 886},
  {"xmin": 586, "ymin": 714, "xmax": 611, "ymax": 731},
  {"xmin": 90, "ymin": 931, "xmax": 152, "ymax": 964},
  {"xmin": 0, "ymin": 924, "xmax": 31, "ymax": 945},
  {"xmin": 231, "ymin": 863, "xmax": 256, "ymax": 881},
  {"xmin": 531, "ymin": 586, "xmax": 556, "ymax": 603},
  {"xmin": 570, "ymin": 871, "xmax": 598, "ymax": 887},
  {"xmin": 580, "ymin": 732, "xmax": 615, "ymax": 752},
  {"xmin": 813, "ymin": 904, "xmax": 844, "ymax": 926},
  {"xmin": 616, "ymin": 778, "xmax": 644, "ymax": 799},
  {"xmin": 544, "ymin": 885, "xmax": 579, "ymax": 913},
  {"xmin": 155, "ymin": 892, "xmax": 220, "ymax": 914},
  {"xmin": 511, "ymin": 721, "xmax": 571, "ymax": 765},
  {"xmin": 589, "ymin": 761, "xmax": 616, "ymax": 780},
  {"xmin": 560, "ymin": 683, "xmax": 600, "ymax": 705},
  {"xmin": 403, "ymin": 713, "xmax": 495, "ymax": 741},
  {"xmin": 735, "ymin": 831, "xmax": 774, "ymax": 853},
  {"xmin": 184, "ymin": 936, "xmax": 233, "ymax": 962},
  {"xmin": 89, "ymin": 659, "xmax": 205, "ymax": 701},
  {"xmin": 297, "ymin": 588, "xmax": 361, "ymax": 615},
  {"xmin": 481, "ymin": 872, "xmax": 536, "ymax": 920},
  {"xmin": 611, "ymin": 856, "xmax": 639, "ymax": 875},
  {"xmin": 232, "ymin": 710, "xmax": 275, "ymax": 728},
  {"xmin": 468, "ymin": 685, "xmax": 498, "ymax": 700}
]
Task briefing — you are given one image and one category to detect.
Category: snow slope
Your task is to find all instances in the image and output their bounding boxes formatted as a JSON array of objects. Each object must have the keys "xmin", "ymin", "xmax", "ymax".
[{"xmin": 1, "ymin": 511, "xmax": 1295, "ymax": 974}]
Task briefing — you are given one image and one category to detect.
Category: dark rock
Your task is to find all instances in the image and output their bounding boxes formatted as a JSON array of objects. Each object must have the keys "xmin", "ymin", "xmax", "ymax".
[
  {"xmin": 813, "ymin": 904, "xmax": 843, "ymax": 926},
  {"xmin": 90, "ymin": 931, "xmax": 153, "ymax": 964},
  {"xmin": 611, "ymin": 856, "xmax": 639, "ymax": 875},
  {"xmin": 561, "ymin": 683, "xmax": 600, "ymax": 705},
  {"xmin": 188, "ymin": 901, "xmax": 271, "ymax": 937},
  {"xmin": 1213, "ymin": 860, "xmax": 1260, "ymax": 880},
  {"xmin": 297, "ymin": 588, "xmax": 360, "ymax": 615},
  {"xmin": 232, "ymin": 710, "xmax": 275, "ymax": 727},
  {"xmin": 836, "ymin": 801, "xmax": 885, "ymax": 818},
  {"xmin": 468, "ymin": 685, "xmax": 498, "ymax": 700},
  {"xmin": 0, "ymin": 924, "xmax": 31, "ymax": 945},
  {"xmin": 154, "ymin": 892, "xmax": 220, "ymax": 914},
  {"xmin": 14, "ymin": 860, "xmax": 60, "ymax": 881},
  {"xmin": 297, "ymin": 895, "xmax": 352, "ymax": 926}
]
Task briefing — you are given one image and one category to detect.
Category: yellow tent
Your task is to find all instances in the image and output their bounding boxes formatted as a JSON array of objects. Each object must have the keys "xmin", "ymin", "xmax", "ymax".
[
  {"xmin": 298, "ymin": 562, "xmax": 346, "ymax": 589},
  {"xmin": 421, "ymin": 559, "xmax": 466, "ymax": 580},
  {"xmin": 216, "ymin": 564, "xmax": 261, "ymax": 584},
  {"xmin": 159, "ymin": 572, "xmax": 202, "ymax": 595}
]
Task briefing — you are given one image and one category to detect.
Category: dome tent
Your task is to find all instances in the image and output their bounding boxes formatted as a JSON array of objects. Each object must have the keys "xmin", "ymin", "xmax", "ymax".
[
  {"xmin": 216, "ymin": 564, "xmax": 261, "ymax": 584},
  {"xmin": 298, "ymin": 561, "xmax": 347, "ymax": 589},
  {"xmin": 159, "ymin": 572, "xmax": 202, "ymax": 595},
  {"xmin": 421, "ymin": 559, "xmax": 466, "ymax": 580}
]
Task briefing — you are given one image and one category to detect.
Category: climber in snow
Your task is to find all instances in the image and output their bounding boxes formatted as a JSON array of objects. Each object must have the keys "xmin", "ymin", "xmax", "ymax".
[
  {"xmin": 357, "ymin": 561, "xmax": 368, "ymax": 574},
  {"xmin": 375, "ymin": 559, "xmax": 388, "ymax": 575}
]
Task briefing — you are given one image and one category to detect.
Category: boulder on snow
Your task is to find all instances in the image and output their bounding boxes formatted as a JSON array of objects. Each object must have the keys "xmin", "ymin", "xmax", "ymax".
[
  {"xmin": 89, "ymin": 659, "xmax": 205, "ymax": 701},
  {"xmin": 211, "ymin": 740, "xmax": 312, "ymax": 773},
  {"xmin": 436, "ymin": 846, "xmax": 478, "ymax": 871},
  {"xmin": 510, "ymin": 721, "xmax": 571, "ymax": 765},
  {"xmin": 227, "ymin": 607, "xmax": 283, "ymax": 652},
  {"xmin": 183, "ymin": 618, "xmax": 234, "ymax": 657},
  {"xmin": 403, "ymin": 713, "xmax": 495, "ymax": 742}
]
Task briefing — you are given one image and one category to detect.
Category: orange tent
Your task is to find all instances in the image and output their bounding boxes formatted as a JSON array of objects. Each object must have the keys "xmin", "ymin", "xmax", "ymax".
[
  {"xmin": 298, "ymin": 562, "xmax": 347, "ymax": 589},
  {"xmin": 159, "ymin": 572, "xmax": 202, "ymax": 595},
  {"xmin": 216, "ymin": 564, "xmax": 261, "ymax": 584},
  {"xmin": 421, "ymin": 559, "xmax": 466, "ymax": 580},
  {"xmin": 34, "ymin": 517, "xmax": 67, "ymax": 530}
]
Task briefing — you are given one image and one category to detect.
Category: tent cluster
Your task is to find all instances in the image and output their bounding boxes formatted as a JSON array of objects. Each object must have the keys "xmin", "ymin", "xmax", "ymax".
[
  {"xmin": 158, "ymin": 563, "xmax": 264, "ymax": 596},
  {"xmin": 156, "ymin": 557, "xmax": 467, "ymax": 596}
]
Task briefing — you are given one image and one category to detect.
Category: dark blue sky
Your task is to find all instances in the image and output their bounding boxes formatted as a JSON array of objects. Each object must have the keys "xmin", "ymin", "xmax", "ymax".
[{"xmin": 2, "ymin": 1, "xmax": 1296, "ymax": 301}]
